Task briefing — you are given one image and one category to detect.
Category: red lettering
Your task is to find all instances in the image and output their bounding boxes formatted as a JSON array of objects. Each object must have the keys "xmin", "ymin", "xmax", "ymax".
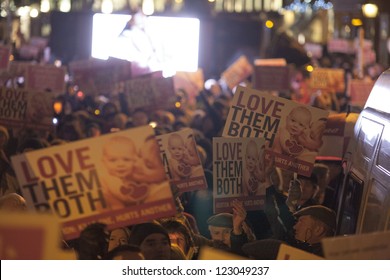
[
  {"xmin": 76, "ymin": 147, "xmax": 94, "ymax": 170},
  {"xmin": 236, "ymin": 90, "xmax": 246, "ymax": 108},
  {"xmin": 20, "ymin": 161, "xmax": 38, "ymax": 183},
  {"xmin": 54, "ymin": 151, "xmax": 73, "ymax": 173},
  {"xmin": 37, "ymin": 156, "xmax": 56, "ymax": 178}
]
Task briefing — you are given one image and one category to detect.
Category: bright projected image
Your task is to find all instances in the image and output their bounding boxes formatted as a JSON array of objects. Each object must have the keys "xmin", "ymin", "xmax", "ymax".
[{"xmin": 91, "ymin": 13, "xmax": 200, "ymax": 76}]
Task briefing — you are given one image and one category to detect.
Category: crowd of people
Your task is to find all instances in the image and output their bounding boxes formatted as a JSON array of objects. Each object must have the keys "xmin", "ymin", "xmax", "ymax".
[{"xmin": 0, "ymin": 49, "xmax": 385, "ymax": 260}]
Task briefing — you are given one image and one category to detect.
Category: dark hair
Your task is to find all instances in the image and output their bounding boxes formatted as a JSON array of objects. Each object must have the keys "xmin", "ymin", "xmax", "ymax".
[
  {"xmin": 105, "ymin": 244, "xmax": 142, "ymax": 260},
  {"xmin": 161, "ymin": 219, "xmax": 194, "ymax": 254}
]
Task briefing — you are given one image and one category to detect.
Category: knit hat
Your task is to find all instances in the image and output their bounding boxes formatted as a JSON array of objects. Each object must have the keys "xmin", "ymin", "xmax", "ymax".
[
  {"xmin": 242, "ymin": 239, "xmax": 284, "ymax": 260},
  {"xmin": 294, "ymin": 205, "xmax": 336, "ymax": 232},
  {"xmin": 207, "ymin": 213, "xmax": 233, "ymax": 228},
  {"xmin": 128, "ymin": 222, "xmax": 170, "ymax": 246}
]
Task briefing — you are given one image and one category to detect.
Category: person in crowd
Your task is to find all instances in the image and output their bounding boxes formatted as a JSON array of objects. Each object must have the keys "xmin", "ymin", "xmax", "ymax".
[
  {"xmin": 107, "ymin": 227, "xmax": 131, "ymax": 252},
  {"xmin": 292, "ymin": 205, "xmax": 336, "ymax": 256},
  {"xmin": 161, "ymin": 219, "xmax": 197, "ymax": 260},
  {"xmin": 75, "ymin": 223, "xmax": 109, "ymax": 260},
  {"xmin": 105, "ymin": 244, "xmax": 144, "ymax": 260},
  {"xmin": 204, "ymin": 200, "xmax": 252, "ymax": 256},
  {"xmin": 285, "ymin": 174, "xmax": 319, "ymax": 212},
  {"xmin": 86, "ymin": 122, "xmax": 102, "ymax": 138},
  {"xmin": 0, "ymin": 125, "xmax": 19, "ymax": 196},
  {"xmin": 128, "ymin": 222, "xmax": 172, "ymax": 260},
  {"xmin": 0, "ymin": 192, "xmax": 27, "ymax": 212}
]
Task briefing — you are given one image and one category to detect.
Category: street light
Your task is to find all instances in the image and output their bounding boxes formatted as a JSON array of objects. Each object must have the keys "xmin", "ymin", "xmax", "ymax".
[{"xmin": 362, "ymin": 3, "xmax": 378, "ymax": 18}]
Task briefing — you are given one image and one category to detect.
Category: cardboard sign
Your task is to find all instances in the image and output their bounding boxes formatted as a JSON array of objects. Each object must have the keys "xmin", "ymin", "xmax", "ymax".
[
  {"xmin": 69, "ymin": 58, "xmax": 132, "ymax": 95},
  {"xmin": 0, "ymin": 87, "xmax": 54, "ymax": 131},
  {"xmin": 310, "ymin": 68, "xmax": 345, "ymax": 93},
  {"xmin": 276, "ymin": 244, "xmax": 323, "ymax": 260},
  {"xmin": 322, "ymin": 230, "xmax": 390, "ymax": 260},
  {"xmin": 254, "ymin": 58, "xmax": 287, "ymax": 66},
  {"xmin": 0, "ymin": 45, "xmax": 10, "ymax": 72},
  {"xmin": 327, "ymin": 38, "xmax": 354, "ymax": 54},
  {"xmin": 213, "ymin": 137, "xmax": 266, "ymax": 213},
  {"xmin": 0, "ymin": 213, "xmax": 62, "ymax": 260},
  {"xmin": 8, "ymin": 61, "xmax": 31, "ymax": 78},
  {"xmin": 222, "ymin": 86, "xmax": 329, "ymax": 176},
  {"xmin": 120, "ymin": 76, "xmax": 176, "ymax": 112},
  {"xmin": 174, "ymin": 69, "xmax": 205, "ymax": 107},
  {"xmin": 221, "ymin": 55, "xmax": 253, "ymax": 90},
  {"xmin": 347, "ymin": 78, "xmax": 374, "ymax": 108},
  {"xmin": 11, "ymin": 126, "xmax": 176, "ymax": 240},
  {"xmin": 198, "ymin": 246, "xmax": 247, "ymax": 260},
  {"xmin": 25, "ymin": 64, "xmax": 66, "ymax": 94},
  {"xmin": 157, "ymin": 128, "xmax": 207, "ymax": 192},
  {"xmin": 317, "ymin": 112, "xmax": 359, "ymax": 160},
  {"xmin": 253, "ymin": 66, "xmax": 290, "ymax": 92}
]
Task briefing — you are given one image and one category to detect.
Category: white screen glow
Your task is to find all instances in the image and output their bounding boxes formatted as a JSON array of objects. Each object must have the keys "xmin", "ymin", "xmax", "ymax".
[{"xmin": 91, "ymin": 13, "xmax": 200, "ymax": 76}]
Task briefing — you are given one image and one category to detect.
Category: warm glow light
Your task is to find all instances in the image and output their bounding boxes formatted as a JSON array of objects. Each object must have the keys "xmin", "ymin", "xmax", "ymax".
[
  {"xmin": 41, "ymin": 0, "xmax": 50, "ymax": 13},
  {"xmin": 149, "ymin": 121, "xmax": 157, "ymax": 128},
  {"xmin": 362, "ymin": 3, "xmax": 378, "ymax": 18},
  {"xmin": 306, "ymin": 65, "xmax": 314, "ymax": 72},
  {"xmin": 142, "ymin": 0, "xmax": 154, "ymax": 16},
  {"xmin": 77, "ymin": 91, "xmax": 84, "ymax": 98},
  {"xmin": 351, "ymin": 18, "xmax": 363, "ymax": 26},
  {"xmin": 175, "ymin": 102, "xmax": 181, "ymax": 108},
  {"xmin": 53, "ymin": 101, "xmax": 63, "ymax": 114},
  {"xmin": 59, "ymin": 0, "xmax": 71, "ymax": 12},
  {"xmin": 30, "ymin": 8, "xmax": 39, "ymax": 18},
  {"xmin": 265, "ymin": 20, "xmax": 274, "ymax": 28},
  {"xmin": 101, "ymin": 0, "xmax": 113, "ymax": 14},
  {"xmin": 94, "ymin": 109, "xmax": 101, "ymax": 115}
]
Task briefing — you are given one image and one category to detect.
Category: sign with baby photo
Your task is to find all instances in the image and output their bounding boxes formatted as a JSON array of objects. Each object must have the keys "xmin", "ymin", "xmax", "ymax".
[
  {"xmin": 0, "ymin": 86, "xmax": 54, "ymax": 131},
  {"xmin": 156, "ymin": 128, "xmax": 207, "ymax": 192},
  {"xmin": 11, "ymin": 126, "xmax": 176, "ymax": 240},
  {"xmin": 213, "ymin": 137, "xmax": 266, "ymax": 213},
  {"xmin": 222, "ymin": 86, "xmax": 330, "ymax": 176}
]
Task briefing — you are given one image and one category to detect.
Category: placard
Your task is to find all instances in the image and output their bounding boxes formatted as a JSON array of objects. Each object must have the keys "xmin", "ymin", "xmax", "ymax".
[
  {"xmin": 0, "ymin": 87, "xmax": 54, "ymax": 131},
  {"xmin": 222, "ymin": 86, "xmax": 329, "ymax": 176},
  {"xmin": 213, "ymin": 137, "xmax": 266, "ymax": 213},
  {"xmin": 11, "ymin": 126, "xmax": 176, "ymax": 240},
  {"xmin": 157, "ymin": 128, "xmax": 207, "ymax": 192}
]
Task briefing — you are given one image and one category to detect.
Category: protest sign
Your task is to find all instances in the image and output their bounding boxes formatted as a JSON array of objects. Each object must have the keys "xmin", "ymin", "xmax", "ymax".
[
  {"xmin": 213, "ymin": 137, "xmax": 266, "ymax": 213},
  {"xmin": 222, "ymin": 86, "xmax": 329, "ymax": 176},
  {"xmin": 322, "ymin": 230, "xmax": 390, "ymax": 260},
  {"xmin": 310, "ymin": 68, "xmax": 345, "ymax": 93},
  {"xmin": 0, "ymin": 86, "xmax": 54, "ymax": 131},
  {"xmin": 174, "ymin": 69, "xmax": 204, "ymax": 107},
  {"xmin": 276, "ymin": 244, "xmax": 323, "ymax": 260},
  {"xmin": 221, "ymin": 55, "xmax": 253, "ymax": 90},
  {"xmin": 11, "ymin": 126, "xmax": 176, "ymax": 240},
  {"xmin": 25, "ymin": 64, "xmax": 66, "ymax": 94},
  {"xmin": 157, "ymin": 128, "xmax": 207, "ymax": 192},
  {"xmin": 69, "ymin": 58, "xmax": 132, "ymax": 95},
  {"xmin": 0, "ymin": 45, "xmax": 10, "ymax": 72},
  {"xmin": 198, "ymin": 246, "xmax": 247, "ymax": 260},
  {"xmin": 317, "ymin": 112, "xmax": 359, "ymax": 160},
  {"xmin": 252, "ymin": 65, "xmax": 291, "ymax": 92},
  {"xmin": 347, "ymin": 78, "xmax": 374, "ymax": 108},
  {"xmin": 120, "ymin": 76, "xmax": 176, "ymax": 112},
  {"xmin": 0, "ymin": 212, "xmax": 63, "ymax": 260}
]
